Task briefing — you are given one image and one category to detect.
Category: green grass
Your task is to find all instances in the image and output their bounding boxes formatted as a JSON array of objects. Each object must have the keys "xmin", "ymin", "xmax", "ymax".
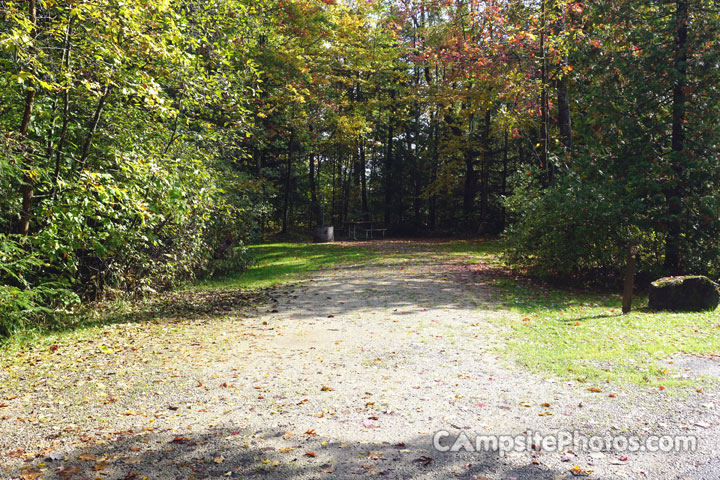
[
  {"xmin": 196, "ymin": 242, "xmax": 380, "ymax": 290},
  {"xmin": 492, "ymin": 275, "xmax": 720, "ymax": 389}
]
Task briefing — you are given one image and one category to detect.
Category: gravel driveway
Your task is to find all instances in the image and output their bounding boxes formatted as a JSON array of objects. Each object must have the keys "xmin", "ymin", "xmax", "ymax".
[{"xmin": 1, "ymin": 240, "xmax": 718, "ymax": 479}]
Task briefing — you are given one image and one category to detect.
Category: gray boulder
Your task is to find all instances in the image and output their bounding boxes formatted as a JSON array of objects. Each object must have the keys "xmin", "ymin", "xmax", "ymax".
[{"xmin": 649, "ymin": 276, "xmax": 719, "ymax": 312}]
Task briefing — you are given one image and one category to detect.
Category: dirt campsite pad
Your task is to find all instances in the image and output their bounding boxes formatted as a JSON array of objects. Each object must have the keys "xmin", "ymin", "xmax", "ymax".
[{"xmin": 1, "ymin": 240, "xmax": 719, "ymax": 479}]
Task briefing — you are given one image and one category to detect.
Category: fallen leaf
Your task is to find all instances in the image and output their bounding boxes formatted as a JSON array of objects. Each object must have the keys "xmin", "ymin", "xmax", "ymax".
[
  {"xmin": 305, "ymin": 451, "xmax": 316, "ymax": 457},
  {"xmin": 57, "ymin": 465, "xmax": 82, "ymax": 480},
  {"xmin": 571, "ymin": 465, "xmax": 593, "ymax": 477},
  {"xmin": 171, "ymin": 436, "xmax": 195, "ymax": 445},
  {"xmin": 20, "ymin": 468, "xmax": 42, "ymax": 480},
  {"xmin": 368, "ymin": 450, "xmax": 384, "ymax": 460}
]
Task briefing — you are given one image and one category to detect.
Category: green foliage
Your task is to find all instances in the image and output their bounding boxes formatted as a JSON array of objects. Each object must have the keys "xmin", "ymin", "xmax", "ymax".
[
  {"xmin": 0, "ymin": 0, "xmax": 272, "ymax": 335},
  {"xmin": 505, "ymin": 0, "xmax": 720, "ymax": 281},
  {"xmin": 2, "ymin": 0, "xmax": 720, "ymax": 337},
  {"xmin": 0, "ymin": 235, "xmax": 79, "ymax": 336},
  {"xmin": 504, "ymin": 164, "xmax": 626, "ymax": 278}
]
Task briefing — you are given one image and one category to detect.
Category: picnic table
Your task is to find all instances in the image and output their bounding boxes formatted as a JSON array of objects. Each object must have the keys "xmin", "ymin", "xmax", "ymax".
[{"xmin": 344, "ymin": 221, "xmax": 387, "ymax": 240}]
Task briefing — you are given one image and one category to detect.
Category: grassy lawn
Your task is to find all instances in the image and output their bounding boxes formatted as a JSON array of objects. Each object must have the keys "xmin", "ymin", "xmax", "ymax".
[
  {"xmin": 491, "ymin": 269, "xmax": 720, "ymax": 390},
  {"xmin": 196, "ymin": 242, "xmax": 380, "ymax": 290}
]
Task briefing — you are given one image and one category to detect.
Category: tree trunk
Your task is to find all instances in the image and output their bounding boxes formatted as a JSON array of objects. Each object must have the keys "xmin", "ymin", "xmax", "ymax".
[
  {"xmin": 622, "ymin": 243, "xmax": 638, "ymax": 314},
  {"xmin": 429, "ymin": 112, "xmax": 440, "ymax": 231},
  {"xmin": 557, "ymin": 74, "xmax": 572, "ymax": 158},
  {"xmin": 501, "ymin": 129, "xmax": 509, "ymax": 231},
  {"xmin": 539, "ymin": 0, "xmax": 550, "ymax": 181},
  {"xmin": 73, "ymin": 85, "xmax": 112, "ymax": 174},
  {"xmin": 281, "ymin": 135, "xmax": 294, "ymax": 234},
  {"xmin": 463, "ymin": 151, "xmax": 477, "ymax": 230},
  {"xmin": 384, "ymin": 119, "xmax": 394, "ymax": 226},
  {"xmin": 345, "ymin": 155, "xmax": 355, "ymax": 224},
  {"xmin": 479, "ymin": 110, "xmax": 492, "ymax": 229},
  {"xmin": 331, "ymin": 157, "xmax": 337, "ymax": 225},
  {"xmin": 309, "ymin": 153, "xmax": 318, "ymax": 226},
  {"xmin": 18, "ymin": 0, "xmax": 38, "ymax": 236},
  {"xmin": 359, "ymin": 141, "xmax": 369, "ymax": 220},
  {"xmin": 554, "ymin": 0, "xmax": 573, "ymax": 160},
  {"xmin": 664, "ymin": 0, "xmax": 688, "ymax": 275}
]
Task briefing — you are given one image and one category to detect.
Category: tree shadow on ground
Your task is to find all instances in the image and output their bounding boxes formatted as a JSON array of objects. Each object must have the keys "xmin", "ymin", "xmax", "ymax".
[{"xmin": 10, "ymin": 426, "xmax": 571, "ymax": 480}]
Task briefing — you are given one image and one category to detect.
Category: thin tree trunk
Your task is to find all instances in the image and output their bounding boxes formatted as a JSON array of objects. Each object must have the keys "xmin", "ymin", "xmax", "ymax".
[
  {"xmin": 539, "ymin": 0, "xmax": 550, "ymax": 181},
  {"xmin": 18, "ymin": 0, "xmax": 38, "ymax": 236},
  {"xmin": 557, "ymin": 74, "xmax": 572, "ymax": 158},
  {"xmin": 342, "ymin": 156, "xmax": 351, "ymax": 224},
  {"xmin": 460, "ymin": 111, "xmax": 477, "ymax": 231},
  {"xmin": 480, "ymin": 110, "xmax": 492, "ymax": 229},
  {"xmin": 622, "ymin": 243, "xmax": 638, "ymax": 314},
  {"xmin": 281, "ymin": 146, "xmax": 293, "ymax": 234},
  {"xmin": 463, "ymin": 152, "xmax": 477, "ymax": 229},
  {"xmin": 309, "ymin": 153, "xmax": 318, "ymax": 226},
  {"xmin": 501, "ymin": 129, "xmax": 509, "ymax": 231},
  {"xmin": 384, "ymin": 118, "xmax": 394, "ymax": 226},
  {"xmin": 331, "ymin": 156, "xmax": 337, "ymax": 225},
  {"xmin": 664, "ymin": 0, "xmax": 688, "ymax": 274},
  {"xmin": 359, "ymin": 141, "xmax": 368, "ymax": 220},
  {"xmin": 74, "ymin": 85, "xmax": 112, "ymax": 174},
  {"xmin": 429, "ymin": 111, "xmax": 440, "ymax": 231},
  {"xmin": 53, "ymin": 18, "xmax": 73, "ymax": 188},
  {"xmin": 554, "ymin": 0, "xmax": 573, "ymax": 160}
]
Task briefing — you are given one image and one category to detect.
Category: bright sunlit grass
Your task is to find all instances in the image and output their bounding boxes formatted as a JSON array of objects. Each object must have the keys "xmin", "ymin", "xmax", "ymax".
[
  {"xmin": 196, "ymin": 242, "xmax": 380, "ymax": 290},
  {"xmin": 492, "ymin": 276, "xmax": 720, "ymax": 389}
]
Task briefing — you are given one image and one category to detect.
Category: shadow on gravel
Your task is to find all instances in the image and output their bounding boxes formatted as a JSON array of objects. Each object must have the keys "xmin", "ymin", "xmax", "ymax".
[{"xmin": 12, "ymin": 426, "xmax": 568, "ymax": 480}]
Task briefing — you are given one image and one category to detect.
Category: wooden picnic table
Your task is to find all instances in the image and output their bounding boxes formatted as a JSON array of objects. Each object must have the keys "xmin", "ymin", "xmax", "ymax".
[{"xmin": 344, "ymin": 221, "xmax": 387, "ymax": 240}]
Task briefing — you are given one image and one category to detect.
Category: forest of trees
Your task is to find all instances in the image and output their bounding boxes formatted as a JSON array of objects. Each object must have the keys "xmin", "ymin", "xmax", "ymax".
[{"xmin": 1, "ymin": 0, "xmax": 720, "ymax": 334}]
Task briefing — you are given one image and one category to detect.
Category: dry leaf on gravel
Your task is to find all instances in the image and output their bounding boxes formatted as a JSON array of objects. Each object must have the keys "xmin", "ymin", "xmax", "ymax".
[{"xmin": 56, "ymin": 466, "xmax": 82, "ymax": 480}]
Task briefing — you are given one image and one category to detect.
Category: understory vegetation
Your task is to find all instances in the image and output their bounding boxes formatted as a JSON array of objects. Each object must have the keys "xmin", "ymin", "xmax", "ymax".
[{"xmin": 2, "ymin": 0, "xmax": 720, "ymax": 334}]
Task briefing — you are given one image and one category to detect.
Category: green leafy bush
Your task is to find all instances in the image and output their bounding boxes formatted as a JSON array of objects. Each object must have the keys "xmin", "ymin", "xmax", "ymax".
[{"xmin": 0, "ymin": 235, "xmax": 79, "ymax": 336}]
